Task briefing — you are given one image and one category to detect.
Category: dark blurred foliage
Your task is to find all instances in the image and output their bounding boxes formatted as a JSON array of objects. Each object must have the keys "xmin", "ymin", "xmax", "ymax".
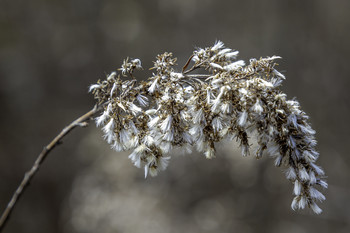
[{"xmin": 0, "ymin": 0, "xmax": 349, "ymax": 232}]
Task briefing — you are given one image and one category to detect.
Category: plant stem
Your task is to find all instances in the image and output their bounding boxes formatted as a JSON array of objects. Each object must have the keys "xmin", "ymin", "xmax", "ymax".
[{"xmin": 0, "ymin": 105, "xmax": 102, "ymax": 231}]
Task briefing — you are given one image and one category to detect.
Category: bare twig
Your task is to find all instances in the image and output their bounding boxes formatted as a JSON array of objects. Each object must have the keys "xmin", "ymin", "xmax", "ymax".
[
  {"xmin": 182, "ymin": 55, "xmax": 194, "ymax": 73},
  {"xmin": 0, "ymin": 105, "xmax": 102, "ymax": 231},
  {"xmin": 182, "ymin": 61, "xmax": 205, "ymax": 74}
]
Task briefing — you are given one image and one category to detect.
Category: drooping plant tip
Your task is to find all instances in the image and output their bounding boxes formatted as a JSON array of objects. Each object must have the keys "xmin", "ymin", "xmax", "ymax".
[{"xmin": 90, "ymin": 41, "xmax": 327, "ymax": 214}]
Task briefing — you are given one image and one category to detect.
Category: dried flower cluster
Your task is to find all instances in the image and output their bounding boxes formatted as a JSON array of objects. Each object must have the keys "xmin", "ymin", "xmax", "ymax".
[{"xmin": 89, "ymin": 41, "xmax": 327, "ymax": 214}]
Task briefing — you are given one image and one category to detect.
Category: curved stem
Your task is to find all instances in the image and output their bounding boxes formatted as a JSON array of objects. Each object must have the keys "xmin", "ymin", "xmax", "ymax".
[
  {"xmin": 0, "ymin": 105, "xmax": 102, "ymax": 231},
  {"xmin": 182, "ymin": 61, "xmax": 205, "ymax": 74}
]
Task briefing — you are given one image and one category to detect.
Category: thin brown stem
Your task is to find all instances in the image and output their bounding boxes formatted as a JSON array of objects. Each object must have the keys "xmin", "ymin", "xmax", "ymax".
[
  {"xmin": 182, "ymin": 61, "xmax": 205, "ymax": 74},
  {"xmin": 182, "ymin": 55, "xmax": 194, "ymax": 73},
  {"xmin": 0, "ymin": 105, "xmax": 102, "ymax": 231}
]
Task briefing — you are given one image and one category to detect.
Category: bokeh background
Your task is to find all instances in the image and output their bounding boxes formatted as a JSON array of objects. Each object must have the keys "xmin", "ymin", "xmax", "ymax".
[{"xmin": 1, "ymin": 0, "xmax": 349, "ymax": 232}]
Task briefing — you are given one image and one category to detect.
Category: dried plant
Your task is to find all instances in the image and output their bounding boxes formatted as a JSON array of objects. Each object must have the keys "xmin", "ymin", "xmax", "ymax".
[
  {"xmin": 90, "ymin": 41, "xmax": 327, "ymax": 214},
  {"xmin": 0, "ymin": 41, "xmax": 327, "ymax": 231}
]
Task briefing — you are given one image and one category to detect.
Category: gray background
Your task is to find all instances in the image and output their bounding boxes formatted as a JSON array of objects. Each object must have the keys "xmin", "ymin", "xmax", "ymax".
[{"xmin": 0, "ymin": 0, "xmax": 349, "ymax": 232}]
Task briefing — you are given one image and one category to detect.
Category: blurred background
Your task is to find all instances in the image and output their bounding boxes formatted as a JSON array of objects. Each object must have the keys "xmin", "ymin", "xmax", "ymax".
[{"xmin": 0, "ymin": 0, "xmax": 349, "ymax": 232}]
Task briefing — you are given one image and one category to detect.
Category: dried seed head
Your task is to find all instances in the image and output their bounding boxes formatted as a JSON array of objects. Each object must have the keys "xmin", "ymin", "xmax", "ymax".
[{"xmin": 90, "ymin": 41, "xmax": 327, "ymax": 214}]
